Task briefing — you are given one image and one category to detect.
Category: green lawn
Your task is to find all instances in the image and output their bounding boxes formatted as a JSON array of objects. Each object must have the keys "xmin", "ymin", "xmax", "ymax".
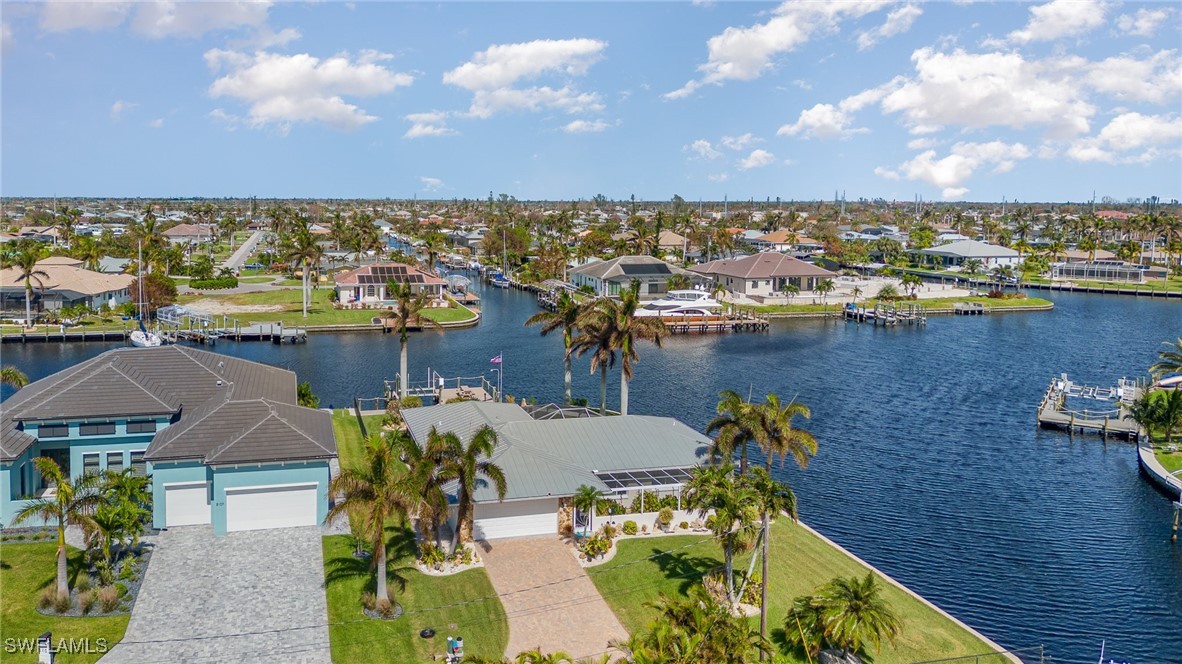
[
  {"xmin": 238, "ymin": 276, "xmax": 279, "ymax": 284},
  {"xmin": 589, "ymin": 520, "xmax": 999, "ymax": 663},
  {"xmin": 0, "ymin": 543, "xmax": 130, "ymax": 663},
  {"xmin": 322, "ymin": 533, "xmax": 508, "ymax": 663},
  {"xmin": 176, "ymin": 287, "xmax": 478, "ymax": 328},
  {"xmin": 420, "ymin": 302, "xmax": 478, "ymax": 324},
  {"xmin": 331, "ymin": 409, "xmax": 386, "ymax": 470},
  {"xmin": 753, "ymin": 296, "xmax": 1052, "ymax": 315},
  {"xmin": 1155, "ymin": 449, "xmax": 1182, "ymax": 475}
]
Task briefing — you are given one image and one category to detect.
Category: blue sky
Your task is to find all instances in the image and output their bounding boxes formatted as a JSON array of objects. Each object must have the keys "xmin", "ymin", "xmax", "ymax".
[{"xmin": 2, "ymin": 1, "xmax": 1180, "ymax": 202}]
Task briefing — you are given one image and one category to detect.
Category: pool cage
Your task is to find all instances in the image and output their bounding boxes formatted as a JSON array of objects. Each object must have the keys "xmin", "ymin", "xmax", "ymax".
[{"xmin": 1051, "ymin": 261, "xmax": 1146, "ymax": 283}]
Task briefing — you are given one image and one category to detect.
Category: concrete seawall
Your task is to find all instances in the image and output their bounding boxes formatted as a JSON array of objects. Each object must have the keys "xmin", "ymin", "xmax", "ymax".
[
  {"xmin": 763, "ymin": 302, "xmax": 1054, "ymax": 320},
  {"xmin": 1137, "ymin": 441, "xmax": 1182, "ymax": 498}
]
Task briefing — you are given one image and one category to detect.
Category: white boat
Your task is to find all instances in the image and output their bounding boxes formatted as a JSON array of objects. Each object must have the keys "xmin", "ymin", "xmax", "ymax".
[
  {"xmin": 635, "ymin": 290, "xmax": 723, "ymax": 318},
  {"xmin": 129, "ymin": 330, "xmax": 162, "ymax": 348},
  {"xmin": 489, "ymin": 273, "xmax": 511, "ymax": 289}
]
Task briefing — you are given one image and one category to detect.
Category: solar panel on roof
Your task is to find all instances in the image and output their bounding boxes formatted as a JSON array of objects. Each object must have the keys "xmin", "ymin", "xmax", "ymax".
[{"xmin": 620, "ymin": 263, "xmax": 672, "ymax": 276}]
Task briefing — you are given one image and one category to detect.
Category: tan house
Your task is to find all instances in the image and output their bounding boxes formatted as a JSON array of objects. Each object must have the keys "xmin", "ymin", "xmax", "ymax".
[
  {"xmin": 334, "ymin": 262, "xmax": 445, "ymax": 306},
  {"xmin": 0, "ymin": 257, "xmax": 135, "ymax": 316},
  {"xmin": 568, "ymin": 255, "xmax": 686, "ymax": 298},
  {"xmin": 690, "ymin": 252, "xmax": 835, "ymax": 297},
  {"xmin": 163, "ymin": 224, "xmax": 216, "ymax": 245}
]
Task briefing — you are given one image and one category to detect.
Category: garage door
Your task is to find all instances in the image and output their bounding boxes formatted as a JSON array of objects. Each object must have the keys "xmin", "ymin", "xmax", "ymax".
[
  {"xmin": 225, "ymin": 483, "xmax": 319, "ymax": 532},
  {"xmin": 472, "ymin": 498, "xmax": 558, "ymax": 540},
  {"xmin": 165, "ymin": 483, "xmax": 211, "ymax": 527}
]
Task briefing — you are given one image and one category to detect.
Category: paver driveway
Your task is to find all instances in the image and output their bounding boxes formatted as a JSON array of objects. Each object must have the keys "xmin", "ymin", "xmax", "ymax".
[
  {"xmin": 479, "ymin": 536, "xmax": 628, "ymax": 660},
  {"xmin": 101, "ymin": 526, "xmax": 330, "ymax": 664}
]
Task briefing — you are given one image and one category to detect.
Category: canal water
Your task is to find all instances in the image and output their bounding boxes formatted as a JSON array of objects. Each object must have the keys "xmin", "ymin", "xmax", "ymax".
[{"xmin": 3, "ymin": 287, "xmax": 1180, "ymax": 662}]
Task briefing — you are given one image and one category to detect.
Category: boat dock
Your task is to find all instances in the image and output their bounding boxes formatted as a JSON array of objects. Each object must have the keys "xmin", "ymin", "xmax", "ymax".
[
  {"xmin": 1036, "ymin": 374, "xmax": 1142, "ymax": 440},
  {"xmin": 1, "ymin": 327, "xmax": 132, "ymax": 343},
  {"xmin": 842, "ymin": 303, "xmax": 927, "ymax": 327},
  {"xmin": 953, "ymin": 302, "xmax": 988, "ymax": 315}
]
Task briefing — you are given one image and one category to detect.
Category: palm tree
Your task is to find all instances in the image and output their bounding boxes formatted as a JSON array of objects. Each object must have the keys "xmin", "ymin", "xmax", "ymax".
[
  {"xmin": 384, "ymin": 281, "xmax": 443, "ymax": 400},
  {"xmin": 684, "ymin": 465, "xmax": 759, "ymax": 604},
  {"xmin": 814, "ymin": 278, "xmax": 836, "ymax": 299},
  {"xmin": 390, "ymin": 429, "xmax": 449, "ymax": 547},
  {"xmin": 1150, "ymin": 338, "xmax": 1182, "ymax": 380},
  {"xmin": 435, "ymin": 425, "xmax": 508, "ymax": 554},
  {"xmin": 2, "ymin": 242, "xmax": 49, "ymax": 327},
  {"xmin": 524, "ymin": 291, "xmax": 581, "ymax": 404},
  {"xmin": 747, "ymin": 467, "xmax": 798, "ymax": 659},
  {"xmin": 1129, "ymin": 389, "xmax": 1182, "ymax": 444},
  {"xmin": 818, "ymin": 573, "xmax": 901, "ymax": 658},
  {"xmin": 849, "ymin": 285, "xmax": 863, "ymax": 304},
  {"xmin": 756, "ymin": 394, "xmax": 817, "ymax": 471},
  {"xmin": 71, "ymin": 236, "xmax": 104, "ymax": 272},
  {"xmin": 283, "ymin": 224, "xmax": 323, "ymax": 318},
  {"xmin": 570, "ymin": 308, "xmax": 616, "ymax": 415},
  {"xmin": 575, "ymin": 286, "xmax": 666, "ymax": 415},
  {"xmin": 876, "ymin": 283, "xmax": 900, "ymax": 301},
  {"xmin": 780, "ymin": 283, "xmax": 800, "ymax": 302},
  {"xmin": 612, "ymin": 586, "xmax": 767, "ymax": 664},
  {"xmin": 706, "ymin": 389, "xmax": 762, "ymax": 474},
  {"xmin": 961, "ymin": 258, "xmax": 983, "ymax": 276},
  {"xmin": 131, "ymin": 207, "xmax": 167, "ymax": 272},
  {"xmin": 13, "ymin": 458, "xmax": 104, "ymax": 596},
  {"xmin": 572, "ymin": 484, "xmax": 602, "ymax": 535},
  {"xmin": 900, "ymin": 273, "xmax": 922, "ymax": 297},
  {"xmin": 666, "ymin": 273, "xmax": 692, "ymax": 291},
  {"xmin": 1, "ymin": 365, "xmax": 29, "ymax": 390},
  {"xmin": 326, "ymin": 433, "xmax": 420, "ymax": 604}
]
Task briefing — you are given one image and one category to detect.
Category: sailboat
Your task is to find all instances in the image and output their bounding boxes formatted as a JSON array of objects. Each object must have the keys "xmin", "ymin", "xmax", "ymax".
[
  {"xmin": 489, "ymin": 229, "xmax": 511, "ymax": 288},
  {"xmin": 129, "ymin": 241, "xmax": 163, "ymax": 348}
]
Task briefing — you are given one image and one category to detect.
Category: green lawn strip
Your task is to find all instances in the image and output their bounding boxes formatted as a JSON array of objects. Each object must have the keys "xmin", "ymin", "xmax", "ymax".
[
  {"xmin": 420, "ymin": 303, "xmax": 478, "ymax": 324},
  {"xmin": 238, "ymin": 276, "xmax": 279, "ymax": 284},
  {"xmin": 753, "ymin": 296, "xmax": 1052, "ymax": 315},
  {"xmin": 0, "ymin": 543, "xmax": 130, "ymax": 664},
  {"xmin": 331, "ymin": 409, "xmax": 386, "ymax": 470},
  {"xmin": 322, "ymin": 533, "xmax": 507, "ymax": 663},
  {"xmin": 589, "ymin": 520, "xmax": 996, "ymax": 663},
  {"xmin": 178, "ymin": 289, "xmax": 379, "ymax": 327},
  {"xmin": 1154, "ymin": 450, "xmax": 1182, "ymax": 475}
]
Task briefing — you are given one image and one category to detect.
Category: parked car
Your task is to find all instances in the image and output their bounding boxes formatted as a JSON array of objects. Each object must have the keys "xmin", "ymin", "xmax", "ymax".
[{"xmin": 243, "ymin": 262, "xmax": 265, "ymax": 270}]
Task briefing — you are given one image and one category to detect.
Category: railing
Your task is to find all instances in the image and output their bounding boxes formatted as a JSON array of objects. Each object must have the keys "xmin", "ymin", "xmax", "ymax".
[{"xmin": 912, "ymin": 645, "xmax": 1044, "ymax": 664}]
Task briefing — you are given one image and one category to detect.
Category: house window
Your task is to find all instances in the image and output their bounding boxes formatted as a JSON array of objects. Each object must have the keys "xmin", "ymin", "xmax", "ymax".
[
  {"xmin": 130, "ymin": 451, "xmax": 147, "ymax": 477},
  {"xmin": 79, "ymin": 423, "xmax": 116, "ymax": 436},
  {"xmin": 38, "ymin": 424, "xmax": 69, "ymax": 438},
  {"xmin": 127, "ymin": 420, "xmax": 157, "ymax": 434},
  {"xmin": 107, "ymin": 452, "xmax": 124, "ymax": 473},
  {"xmin": 367, "ymin": 285, "xmax": 375, "ymax": 297},
  {"xmin": 82, "ymin": 453, "xmax": 100, "ymax": 475}
]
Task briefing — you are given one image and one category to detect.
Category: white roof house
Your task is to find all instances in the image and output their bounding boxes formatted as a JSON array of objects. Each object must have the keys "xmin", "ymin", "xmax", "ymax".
[{"xmin": 911, "ymin": 239, "xmax": 1019, "ymax": 268}]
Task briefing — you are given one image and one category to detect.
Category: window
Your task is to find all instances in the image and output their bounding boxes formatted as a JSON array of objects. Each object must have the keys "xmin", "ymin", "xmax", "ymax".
[
  {"xmin": 127, "ymin": 420, "xmax": 157, "ymax": 434},
  {"xmin": 366, "ymin": 285, "xmax": 375, "ymax": 297},
  {"xmin": 79, "ymin": 423, "xmax": 116, "ymax": 436},
  {"xmin": 38, "ymin": 424, "xmax": 69, "ymax": 438},
  {"xmin": 130, "ymin": 451, "xmax": 147, "ymax": 477},
  {"xmin": 82, "ymin": 453, "xmax": 100, "ymax": 474},
  {"xmin": 107, "ymin": 452, "xmax": 124, "ymax": 473}
]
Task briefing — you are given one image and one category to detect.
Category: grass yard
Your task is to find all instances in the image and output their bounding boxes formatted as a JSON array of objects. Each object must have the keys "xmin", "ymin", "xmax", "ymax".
[
  {"xmin": 589, "ymin": 520, "xmax": 999, "ymax": 663},
  {"xmin": 176, "ymin": 287, "xmax": 478, "ymax": 328},
  {"xmin": 0, "ymin": 543, "xmax": 130, "ymax": 663},
  {"xmin": 238, "ymin": 276, "xmax": 279, "ymax": 284},
  {"xmin": 1155, "ymin": 449, "xmax": 1182, "ymax": 475},
  {"xmin": 331, "ymin": 409, "xmax": 386, "ymax": 470},
  {"xmin": 322, "ymin": 533, "xmax": 508, "ymax": 663},
  {"xmin": 421, "ymin": 301, "xmax": 478, "ymax": 324}
]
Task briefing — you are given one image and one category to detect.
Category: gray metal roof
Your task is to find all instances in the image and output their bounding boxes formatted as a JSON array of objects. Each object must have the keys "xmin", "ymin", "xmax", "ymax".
[
  {"xmin": 568, "ymin": 255, "xmax": 686, "ymax": 283},
  {"xmin": 1, "ymin": 347, "xmax": 333, "ymax": 465},
  {"xmin": 403, "ymin": 402, "xmax": 709, "ymax": 503}
]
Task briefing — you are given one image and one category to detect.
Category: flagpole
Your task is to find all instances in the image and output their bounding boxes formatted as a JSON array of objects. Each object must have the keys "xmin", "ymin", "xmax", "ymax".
[{"xmin": 499, "ymin": 350, "xmax": 503, "ymax": 402}]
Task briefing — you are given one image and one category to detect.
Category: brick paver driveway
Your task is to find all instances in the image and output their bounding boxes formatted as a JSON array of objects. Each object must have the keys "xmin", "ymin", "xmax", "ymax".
[
  {"xmin": 101, "ymin": 526, "xmax": 329, "ymax": 663},
  {"xmin": 479, "ymin": 536, "xmax": 628, "ymax": 660}
]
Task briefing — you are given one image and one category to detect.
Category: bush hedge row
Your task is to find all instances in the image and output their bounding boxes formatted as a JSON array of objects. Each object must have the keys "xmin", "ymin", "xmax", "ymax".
[{"xmin": 190, "ymin": 277, "xmax": 239, "ymax": 290}]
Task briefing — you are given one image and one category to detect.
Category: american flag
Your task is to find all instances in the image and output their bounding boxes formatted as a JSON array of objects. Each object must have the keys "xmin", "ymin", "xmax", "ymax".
[{"xmin": 489, "ymin": 354, "xmax": 502, "ymax": 364}]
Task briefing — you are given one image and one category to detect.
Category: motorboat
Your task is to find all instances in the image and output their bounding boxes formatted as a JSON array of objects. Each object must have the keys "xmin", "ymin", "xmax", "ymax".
[
  {"xmin": 635, "ymin": 290, "xmax": 723, "ymax": 318},
  {"xmin": 129, "ymin": 329, "xmax": 163, "ymax": 347},
  {"xmin": 489, "ymin": 272, "xmax": 511, "ymax": 289}
]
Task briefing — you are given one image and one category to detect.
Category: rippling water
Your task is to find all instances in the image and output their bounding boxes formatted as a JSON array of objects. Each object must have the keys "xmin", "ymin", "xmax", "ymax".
[{"xmin": 5, "ymin": 287, "xmax": 1180, "ymax": 662}]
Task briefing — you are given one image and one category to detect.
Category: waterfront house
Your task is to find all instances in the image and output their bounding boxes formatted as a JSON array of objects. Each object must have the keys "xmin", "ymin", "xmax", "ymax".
[
  {"xmin": 690, "ymin": 252, "xmax": 836, "ymax": 298},
  {"xmin": 163, "ymin": 223, "xmax": 216, "ymax": 246},
  {"xmin": 401, "ymin": 402, "xmax": 709, "ymax": 539},
  {"xmin": 334, "ymin": 262, "xmax": 446, "ymax": 306},
  {"xmin": 0, "ymin": 347, "xmax": 336, "ymax": 534},
  {"xmin": 0, "ymin": 257, "xmax": 134, "ymax": 318},
  {"xmin": 567, "ymin": 255, "xmax": 687, "ymax": 298},
  {"xmin": 910, "ymin": 239, "xmax": 1019, "ymax": 269}
]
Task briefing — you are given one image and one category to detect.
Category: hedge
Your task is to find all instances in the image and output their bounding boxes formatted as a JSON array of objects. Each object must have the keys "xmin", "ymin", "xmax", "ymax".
[{"xmin": 190, "ymin": 277, "xmax": 239, "ymax": 290}]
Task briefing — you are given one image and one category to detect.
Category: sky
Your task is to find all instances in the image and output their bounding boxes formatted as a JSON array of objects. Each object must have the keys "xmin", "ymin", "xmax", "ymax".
[{"xmin": 1, "ymin": 1, "xmax": 1180, "ymax": 202}]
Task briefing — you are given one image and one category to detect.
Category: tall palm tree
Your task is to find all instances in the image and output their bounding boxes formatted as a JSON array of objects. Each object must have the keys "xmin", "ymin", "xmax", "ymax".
[
  {"xmin": 684, "ymin": 465, "xmax": 759, "ymax": 604},
  {"xmin": 390, "ymin": 429, "xmax": 449, "ymax": 547},
  {"xmin": 2, "ymin": 242, "xmax": 49, "ymax": 327},
  {"xmin": 1, "ymin": 365, "xmax": 29, "ymax": 390},
  {"xmin": 326, "ymin": 433, "xmax": 420, "ymax": 603},
  {"xmin": 71, "ymin": 236, "xmax": 104, "ymax": 272},
  {"xmin": 666, "ymin": 273, "xmax": 692, "ymax": 291},
  {"xmin": 1150, "ymin": 338, "xmax": 1182, "ymax": 380},
  {"xmin": 747, "ymin": 467, "xmax": 798, "ymax": 659},
  {"xmin": 1129, "ymin": 389, "xmax": 1182, "ymax": 444},
  {"xmin": 706, "ymin": 389, "xmax": 762, "ymax": 474},
  {"xmin": 384, "ymin": 281, "xmax": 442, "ymax": 399},
  {"xmin": 575, "ymin": 287, "xmax": 666, "ymax": 415},
  {"xmin": 13, "ymin": 458, "xmax": 104, "ymax": 596},
  {"xmin": 570, "ymin": 305, "xmax": 617, "ymax": 414},
  {"xmin": 524, "ymin": 291, "xmax": 581, "ymax": 404},
  {"xmin": 818, "ymin": 573, "xmax": 902, "ymax": 658},
  {"xmin": 435, "ymin": 425, "xmax": 507, "ymax": 554},
  {"xmin": 757, "ymin": 394, "xmax": 818, "ymax": 471},
  {"xmin": 131, "ymin": 206, "xmax": 167, "ymax": 272},
  {"xmin": 283, "ymin": 224, "xmax": 323, "ymax": 318}
]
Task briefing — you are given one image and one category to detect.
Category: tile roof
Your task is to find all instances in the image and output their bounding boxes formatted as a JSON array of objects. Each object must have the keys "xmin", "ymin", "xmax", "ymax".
[
  {"xmin": 0, "ymin": 259, "xmax": 135, "ymax": 298},
  {"xmin": 690, "ymin": 253, "xmax": 836, "ymax": 279},
  {"xmin": 913, "ymin": 239, "xmax": 1018, "ymax": 258},
  {"xmin": 333, "ymin": 262, "xmax": 446, "ymax": 286}
]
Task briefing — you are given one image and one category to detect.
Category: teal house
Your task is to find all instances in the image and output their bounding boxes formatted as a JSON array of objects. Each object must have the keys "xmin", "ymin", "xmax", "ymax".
[{"xmin": 1, "ymin": 346, "xmax": 336, "ymax": 535}]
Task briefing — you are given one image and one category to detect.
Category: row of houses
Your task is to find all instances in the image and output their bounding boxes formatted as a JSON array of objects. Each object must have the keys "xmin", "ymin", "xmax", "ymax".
[{"xmin": 0, "ymin": 257, "xmax": 135, "ymax": 318}]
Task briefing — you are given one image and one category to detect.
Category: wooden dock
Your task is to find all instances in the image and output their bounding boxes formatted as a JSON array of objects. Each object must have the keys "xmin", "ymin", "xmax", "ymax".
[
  {"xmin": 842, "ymin": 304, "xmax": 927, "ymax": 327},
  {"xmin": 1, "ymin": 328, "xmax": 131, "ymax": 344},
  {"xmin": 1036, "ymin": 374, "xmax": 1142, "ymax": 440},
  {"xmin": 953, "ymin": 302, "xmax": 988, "ymax": 315}
]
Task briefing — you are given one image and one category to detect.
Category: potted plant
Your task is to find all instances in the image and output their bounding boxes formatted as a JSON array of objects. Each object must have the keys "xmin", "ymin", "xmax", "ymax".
[{"xmin": 657, "ymin": 506, "xmax": 674, "ymax": 532}]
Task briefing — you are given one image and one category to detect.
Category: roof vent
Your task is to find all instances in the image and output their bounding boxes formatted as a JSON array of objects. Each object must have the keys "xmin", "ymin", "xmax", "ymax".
[{"xmin": 216, "ymin": 379, "xmax": 223, "ymax": 387}]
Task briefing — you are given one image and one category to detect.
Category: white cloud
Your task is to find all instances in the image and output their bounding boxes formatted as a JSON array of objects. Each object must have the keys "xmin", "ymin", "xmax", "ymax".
[
  {"xmin": 708, "ymin": 173, "xmax": 730, "ymax": 182},
  {"xmin": 856, "ymin": 4, "xmax": 922, "ymax": 51},
  {"xmin": 687, "ymin": 139, "xmax": 722, "ymax": 159},
  {"xmin": 778, "ymin": 103, "xmax": 865, "ymax": 139},
  {"xmin": 206, "ymin": 49, "xmax": 413, "ymax": 131},
  {"xmin": 1083, "ymin": 50, "xmax": 1182, "ymax": 105},
  {"xmin": 1, "ymin": 22, "xmax": 13, "ymax": 53},
  {"xmin": 562, "ymin": 119, "xmax": 609, "ymax": 133},
  {"xmin": 1116, "ymin": 8, "xmax": 1171, "ymax": 37},
  {"xmin": 131, "ymin": 1, "xmax": 270, "ymax": 39},
  {"xmin": 443, "ymin": 38, "xmax": 607, "ymax": 119},
  {"xmin": 419, "ymin": 176, "xmax": 444, "ymax": 191},
  {"xmin": 907, "ymin": 137, "xmax": 937, "ymax": 150},
  {"xmin": 110, "ymin": 100, "xmax": 137, "ymax": 120},
  {"xmin": 875, "ymin": 141, "xmax": 1031, "ymax": 199},
  {"xmin": 230, "ymin": 25, "xmax": 301, "ymax": 50},
  {"xmin": 998, "ymin": 0, "xmax": 1107, "ymax": 45},
  {"xmin": 208, "ymin": 108, "xmax": 241, "ymax": 130},
  {"xmin": 148, "ymin": 118, "xmax": 164, "ymax": 129},
  {"xmin": 403, "ymin": 111, "xmax": 456, "ymax": 138},
  {"xmin": 1067, "ymin": 112, "xmax": 1182, "ymax": 163},
  {"xmin": 738, "ymin": 148, "xmax": 776, "ymax": 170},
  {"xmin": 41, "ymin": 2, "xmax": 131, "ymax": 32},
  {"xmin": 666, "ymin": 0, "xmax": 890, "ymax": 99},
  {"xmin": 721, "ymin": 133, "xmax": 759, "ymax": 150}
]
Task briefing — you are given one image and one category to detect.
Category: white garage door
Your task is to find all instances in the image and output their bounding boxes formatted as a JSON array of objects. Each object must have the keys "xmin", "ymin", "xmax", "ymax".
[
  {"xmin": 165, "ymin": 483, "xmax": 211, "ymax": 527},
  {"xmin": 472, "ymin": 498, "xmax": 558, "ymax": 540},
  {"xmin": 225, "ymin": 483, "xmax": 319, "ymax": 532}
]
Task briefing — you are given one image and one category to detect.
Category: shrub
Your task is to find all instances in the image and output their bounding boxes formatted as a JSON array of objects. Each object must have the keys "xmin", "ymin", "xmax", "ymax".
[
  {"xmin": 570, "ymin": 397, "xmax": 589, "ymax": 407},
  {"xmin": 657, "ymin": 507, "xmax": 674, "ymax": 527},
  {"xmin": 37, "ymin": 587, "xmax": 57, "ymax": 609},
  {"xmin": 741, "ymin": 571, "xmax": 762, "ymax": 606},
  {"xmin": 622, "ymin": 520, "xmax": 638, "ymax": 536},
  {"xmin": 602, "ymin": 523, "xmax": 617, "ymax": 540},
  {"xmin": 361, "ymin": 591, "xmax": 377, "ymax": 611},
  {"xmin": 53, "ymin": 590, "xmax": 72, "ymax": 614},
  {"xmin": 119, "ymin": 560, "xmax": 137, "ymax": 581},
  {"xmin": 629, "ymin": 491, "xmax": 675, "ymax": 513},
  {"xmin": 705, "ymin": 514, "xmax": 717, "ymax": 531},
  {"xmin": 679, "ymin": 521, "xmax": 689, "ymax": 530},
  {"xmin": 78, "ymin": 590, "xmax": 97, "ymax": 615},
  {"xmin": 115, "ymin": 582, "xmax": 128, "ymax": 597},
  {"xmin": 986, "ymin": 290, "xmax": 1006, "ymax": 298},
  {"xmin": 189, "ymin": 277, "xmax": 239, "ymax": 290},
  {"xmin": 75, "ymin": 574, "xmax": 92, "ymax": 593},
  {"xmin": 95, "ymin": 559, "xmax": 116, "ymax": 587},
  {"xmin": 596, "ymin": 497, "xmax": 625, "ymax": 516},
  {"xmin": 399, "ymin": 396, "xmax": 423, "ymax": 409},
  {"xmin": 375, "ymin": 598, "xmax": 400, "ymax": 618},
  {"xmin": 641, "ymin": 524, "xmax": 648, "ymax": 533},
  {"xmin": 418, "ymin": 542, "xmax": 446, "ymax": 567}
]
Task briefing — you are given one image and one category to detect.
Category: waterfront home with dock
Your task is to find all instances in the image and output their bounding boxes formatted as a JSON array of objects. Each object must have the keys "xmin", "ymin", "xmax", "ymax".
[
  {"xmin": 690, "ymin": 252, "xmax": 836, "ymax": 298},
  {"xmin": 568, "ymin": 255, "xmax": 689, "ymax": 299},
  {"xmin": 910, "ymin": 239, "xmax": 1019, "ymax": 269},
  {"xmin": 334, "ymin": 262, "xmax": 446, "ymax": 306},
  {"xmin": 0, "ymin": 346, "xmax": 336, "ymax": 534},
  {"xmin": 0, "ymin": 256, "xmax": 134, "ymax": 319}
]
